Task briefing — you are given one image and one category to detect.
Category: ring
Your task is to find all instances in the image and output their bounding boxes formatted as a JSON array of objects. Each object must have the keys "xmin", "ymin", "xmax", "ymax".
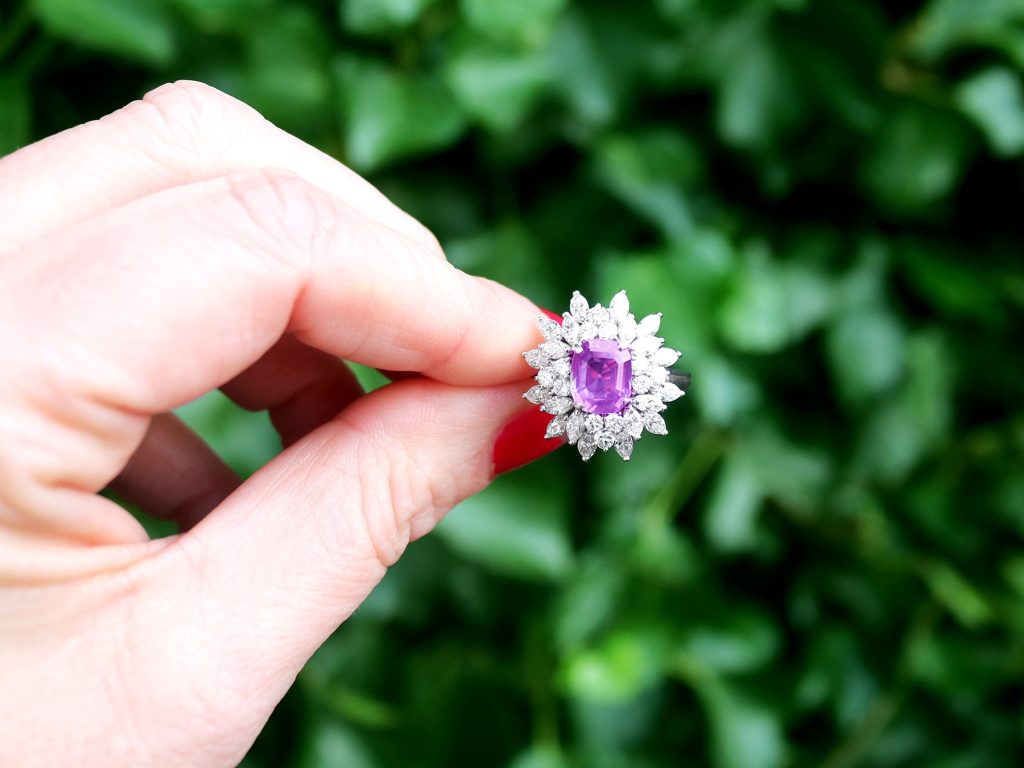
[{"xmin": 523, "ymin": 290, "xmax": 688, "ymax": 461}]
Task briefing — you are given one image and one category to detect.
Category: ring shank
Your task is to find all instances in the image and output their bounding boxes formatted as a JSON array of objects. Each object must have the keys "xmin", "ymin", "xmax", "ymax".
[{"xmin": 667, "ymin": 370, "xmax": 691, "ymax": 390}]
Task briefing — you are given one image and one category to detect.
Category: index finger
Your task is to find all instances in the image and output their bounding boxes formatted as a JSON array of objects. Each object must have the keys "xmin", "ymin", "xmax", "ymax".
[{"xmin": 0, "ymin": 81, "xmax": 434, "ymax": 253}]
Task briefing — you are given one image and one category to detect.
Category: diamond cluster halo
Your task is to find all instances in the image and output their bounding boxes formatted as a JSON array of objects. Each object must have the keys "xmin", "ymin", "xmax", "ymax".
[{"xmin": 522, "ymin": 290, "xmax": 686, "ymax": 462}]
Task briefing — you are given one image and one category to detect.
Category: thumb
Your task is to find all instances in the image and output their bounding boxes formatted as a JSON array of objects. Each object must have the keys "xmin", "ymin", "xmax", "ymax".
[{"xmin": 150, "ymin": 378, "xmax": 555, "ymax": 756}]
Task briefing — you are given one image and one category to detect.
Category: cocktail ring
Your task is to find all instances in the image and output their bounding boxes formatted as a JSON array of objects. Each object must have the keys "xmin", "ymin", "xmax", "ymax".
[{"xmin": 522, "ymin": 290, "xmax": 688, "ymax": 461}]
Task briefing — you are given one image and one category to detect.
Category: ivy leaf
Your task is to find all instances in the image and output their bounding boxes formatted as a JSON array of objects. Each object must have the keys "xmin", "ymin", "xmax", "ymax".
[
  {"xmin": 0, "ymin": 76, "xmax": 30, "ymax": 157},
  {"xmin": 697, "ymin": 679, "xmax": 787, "ymax": 768},
  {"xmin": 435, "ymin": 462, "xmax": 572, "ymax": 582},
  {"xmin": 341, "ymin": 0, "xmax": 438, "ymax": 36},
  {"xmin": 337, "ymin": 58, "xmax": 467, "ymax": 171},
  {"xmin": 860, "ymin": 103, "xmax": 974, "ymax": 218},
  {"xmin": 444, "ymin": 39, "xmax": 551, "ymax": 131},
  {"xmin": 955, "ymin": 67, "xmax": 1024, "ymax": 157},
  {"xmin": 459, "ymin": 0, "xmax": 566, "ymax": 48},
  {"xmin": 30, "ymin": 0, "xmax": 176, "ymax": 66}
]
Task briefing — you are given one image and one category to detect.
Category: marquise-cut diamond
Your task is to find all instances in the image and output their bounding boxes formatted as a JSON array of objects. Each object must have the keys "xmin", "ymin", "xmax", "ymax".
[
  {"xmin": 545, "ymin": 418, "xmax": 566, "ymax": 439},
  {"xmin": 616, "ymin": 435, "xmax": 634, "ymax": 460},
  {"xmin": 642, "ymin": 411, "xmax": 668, "ymax": 435},
  {"xmin": 578, "ymin": 434, "xmax": 597, "ymax": 461},
  {"xmin": 541, "ymin": 396, "xmax": 573, "ymax": 415},
  {"xmin": 636, "ymin": 313, "xmax": 661, "ymax": 337},
  {"xmin": 566, "ymin": 411, "xmax": 585, "ymax": 443},
  {"xmin": 524, "ymin": 385, "xmax": 547, "ymax": 404}
]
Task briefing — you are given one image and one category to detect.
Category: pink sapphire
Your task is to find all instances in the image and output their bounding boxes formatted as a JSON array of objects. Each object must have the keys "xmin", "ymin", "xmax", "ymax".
[{"xmin": 570, "ymin": 339, "xmax": 632, "ymax": 415}]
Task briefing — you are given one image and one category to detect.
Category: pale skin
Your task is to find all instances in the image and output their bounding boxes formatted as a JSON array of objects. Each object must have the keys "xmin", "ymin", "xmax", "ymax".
[{"xmin": 0, "ymin": 81, "xmax": 545, "ymax": 766}]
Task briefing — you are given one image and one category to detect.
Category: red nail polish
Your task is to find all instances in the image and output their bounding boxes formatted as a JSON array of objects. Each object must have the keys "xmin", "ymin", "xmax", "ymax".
[
  {"xmin": 540, "ymin": 307, "xmax": 563, "ymax": 324},
  {"xmin": 493, "ymin": 406, "xmax": 565, "ymax": 476}
]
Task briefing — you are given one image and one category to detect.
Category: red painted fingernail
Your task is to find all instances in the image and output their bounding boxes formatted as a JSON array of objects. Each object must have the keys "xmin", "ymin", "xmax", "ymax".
[
  {"xmin": 541, "ymin": 307, "xmax": 563, "ymax": 324},
  {"xmin": 493, "ymin": 406, "xmax": 565, "ymax": 476}
]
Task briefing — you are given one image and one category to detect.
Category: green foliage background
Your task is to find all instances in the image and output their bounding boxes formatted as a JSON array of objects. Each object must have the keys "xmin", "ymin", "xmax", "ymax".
[{"xmin": 4, "ymin": 0, "xmax": 1024, "ymax": 765}]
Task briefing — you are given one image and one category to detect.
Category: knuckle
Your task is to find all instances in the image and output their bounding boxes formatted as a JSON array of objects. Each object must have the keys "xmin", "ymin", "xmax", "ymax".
[
  {"xmin": 119, "ymin": 80, "xmax": 255, "ymax": 165},
  {"xmin": 221, "ymin": 169, "xmax": 342, "ymax": 272},
  {"xmin": 343, "ymin": 416, "xmax": 461, "ymax": 569}
]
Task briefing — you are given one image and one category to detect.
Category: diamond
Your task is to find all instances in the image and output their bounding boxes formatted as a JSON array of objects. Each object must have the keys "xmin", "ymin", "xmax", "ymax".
[
  {"xmin": 545, "ymin": 417, "xmax": 566, "ymax": 439},
  {"xmin": 631, "ymin": 394, "xmax": 666, "ymax": 413},
  {"xmin": 636, "ymin": 313, "xmax": 661, "ymax": 336},
  {"xmin": 624, "ymin": 409, "xmax": 644, "ymax": 439},
  {"xmin": 524, "ymin": 385, "xmax": 547, "ymax": 404},
  {"xmin": 562, "ymin": 315, "xmax": 582, "ymax": 346},
  {"xmin": 642, "ymin": 411, "xmax": 668, "ymax": 435},
  {"xmin": 658, "ymin": 382, "xmax": 684, "ymax": 402},
  {"xmin": 566, "ymin": 411, "xmax": 585, "ymax": 443},
  {"xmin": 523, "ymin": 349, "xmax": 545, "ymax": 368},
  {"xmin": 631, "ymin": 336, "xmax": 663, "ymax": 354},
  {"xmin": 570, "ymin": 291, "xmax": 589, "ymax": 318},
  {"xmin": 595, "ymin": 431, "xmax": 616, "ymax": 451},
  {"xmin": 616, "ymin": 435, "xmax": 634, "ymax": 460},
  {"xmin": 541, "ymin": 341, "xmax": 569, "ymax": 359},
  {"xmin": 538, "ymin": 317, "xmax": 561, "ymax": 340},
  {"xmin": 609, "ymin": 290, "xmax": 629, "ymax": 320},
  {"xmin": 632, "ymin": 374, "xmax": 654, "ymax": 394},
  {"xmin": 570, "ymin": 339, "xmax": 632, "ymax": 416},
  {"xmin": 578, "ymin": 434, "xmax": 597, "ymax": 461},
  {"xmin": 550, "ymin": 358, "xmax": 571, "ymax": 377},
  {"xmin": 589, "ymin": 307, "xmax": 610, "ymax": 327},
  {"xmin": 652, "ymin": 347, "xmax": 680, "ymax": 366},
  {"xmin": 541, "ymin": 396, "xmax": 573, "ymax": 415},
  {"xmin": 604, "ymin": 413, "xmax": 625, "ymax": 433},
  {"xmin": 618, "ymin": 316, "xmax": 637, "ymax": 345}
]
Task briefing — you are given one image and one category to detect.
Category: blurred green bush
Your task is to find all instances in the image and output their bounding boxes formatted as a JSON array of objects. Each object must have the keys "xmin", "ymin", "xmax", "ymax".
[{"xmin": 5, "ymin": 0, "xmax": 1024, "ymax": 765}]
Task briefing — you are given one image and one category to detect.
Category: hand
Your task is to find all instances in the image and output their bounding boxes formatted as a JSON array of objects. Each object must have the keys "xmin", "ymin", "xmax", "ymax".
[{"xmin": 0, "ymin": 81, "xmax": 559, "ymax": 767}]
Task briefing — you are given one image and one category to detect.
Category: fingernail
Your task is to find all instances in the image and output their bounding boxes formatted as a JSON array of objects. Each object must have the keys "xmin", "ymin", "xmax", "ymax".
[
  {"xmin": 492, "ymin": 406, "xmax": 565, "ymax": 476},
  {"xmin": 540, "ymin": 307, "xmax": 563, "ymax": 324}
]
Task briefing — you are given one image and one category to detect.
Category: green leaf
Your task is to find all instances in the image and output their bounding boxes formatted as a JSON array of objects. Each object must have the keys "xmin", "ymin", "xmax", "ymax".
[
  {"xmin": 547, "ymin": 9, "xmax": 620, "ymax": 127},
  {"xmin": 593, "ymin": 130, "xmax": 701, "ymax": 238},
  {"xmin": 860, "ymin": 103, "xmax": 974, "ymax": 218},
  {"xmin": 444, "ymin": 39, "xmax": 551, "ymax": 131},
  {"xmin": 30, "ymin": 0, "xmax": 176, "ymax": 66},
  {"xmin": 715, "ymin": 23, "xmax": 803, "ymax": 151},
  {"xmin": 168, "ymin": 0, "xmax": 269, "ymax": 31},
  {"xmin": 955, "ymin": 67, "xmax": 1024, "ymax": 157},
  {"xmin": 563, "ymin": 626, "xmax": 668, "ymax": 703},
  {"xmin": 341, "ymin": 0, "xmax": 438, "ymax": 36},
  {"xmin": 507, "ymin": 745, "xmax": 567, "ymax": 768},
  {"xmin": 697, "ymin": 679, "xmax": 786, "ymax": 768},
  {"xmin": 0, "ymin": 76, "xmax": 30, "ymax": 156},
  {"xmin": 705, "ymin": 425, "xmax": 830, "ymax": 552},
  {"xmin": 852, "ymin": 333, "xmax": 952, "ymax": 483},
  {"xmin": 920, "ymin": 561, "xmax": 993, "ymax": 628},
  {"xmin": 435, "ymin": 461, "xmax": 572, "ymax": 582},
  {"xmin": 446, "ymin": 219, "xmax": 559, "ymax": 308},
  {"xmin": 460, "ymin": 0, "xmax": 567, "ymax": 48},
  {"xmin": 911, "ymin": 0, "xmax": 1024, "ymax": 67},
  {"xmin": 826, "ymin": 304, "xmax": 906, "ymax": 405},
  {"xmin": 703, "ymin": 451, "xmax": 763, "ymax": 554},
  {"xmin": 678, "ymin": 610, "xmax": 780, "ymax": 674},
  {"xmin": 294, "ymin": 715, "xmax": 378, "ymax": 768},
  {"xmin": 898, "ymin": 240, "xmax": 1004, "ymax": 325},
  {"xmin": 234, "ymin": 6, "xmax": 330, "ymax": 130},
  {"xmin": 718, "ymin": 243, "xmax": 834, "ymax": 353},
  {"xmin": 554, "ymin": 560, "xmax": 627, "ymax": 652},
  {"xmin": 693, "ymin": 355, "xmax": 762, "ymax": 427},
  {"xmin": 337, "ymin": 58, "xmax": 467, "ymax": 171},
  {"xmin": 176, "ymin": 390, "xmax": 280, "ymax": 477}
]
